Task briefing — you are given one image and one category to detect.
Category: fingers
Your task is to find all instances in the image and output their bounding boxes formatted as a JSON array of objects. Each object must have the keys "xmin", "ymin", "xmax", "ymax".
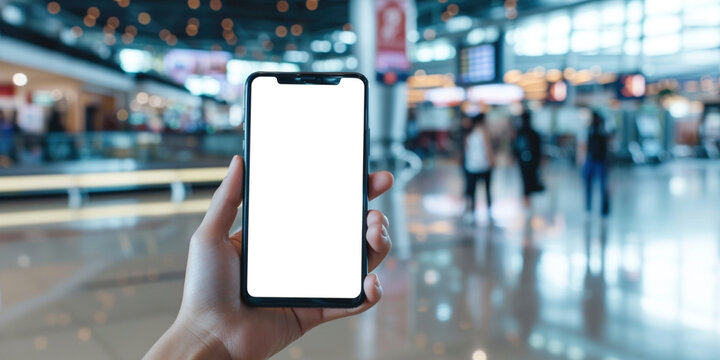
[
  {"xmin": 368, "ymin": 171, "xmax": 394, "ymax": 200},
  {"xmin": 366, "ymin": 209, "xmax": 389, "ymax": 228},
  {"xmin": 320, "ymin": 274, "xmax": 383, "ymax": 322},
  {"xmin": 195, "ymin": 156, "xmax": 244, "ymax": 241},
  {"xmin": 366, "ymin": 210, "xmax": 391, "ymax": 271},
  {"xmin": 228, "ymin": 231, "xmax": 243, "ymax": 254},
  {"xmin": 337, "ymin": 209, "xmax": 391, "ymax": 326}
]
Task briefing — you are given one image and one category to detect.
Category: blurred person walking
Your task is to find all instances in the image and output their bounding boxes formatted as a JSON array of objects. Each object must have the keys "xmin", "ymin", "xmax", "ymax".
[
  {"xmin": 513, "ymin": 112, "xmax": 544, "ymax": 209},
  {"xmin": 0, "ymin": 111, "xmax": 16, "ymax": 164},
  {"xmin": 462, "ymin": 113, "xmax": 494, "ymax": 223},
  {"xmin": 583, "ymin": 111, "xmax": 611, "ymax": 217}
]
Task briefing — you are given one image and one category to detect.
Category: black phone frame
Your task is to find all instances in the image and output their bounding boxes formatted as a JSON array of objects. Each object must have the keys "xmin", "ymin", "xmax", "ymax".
[{"xmin": 241, "ymin": 72, "xmax": 370, "ymax": 308}]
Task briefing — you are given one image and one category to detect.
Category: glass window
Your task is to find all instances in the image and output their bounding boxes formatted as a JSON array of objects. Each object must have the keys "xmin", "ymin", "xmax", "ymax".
[
  {"xmin": 624, "ymin": 39, "xmax": 641, "ymax": 55},
  {"xmin": 571, "ymin": 31, "xmax": 600, "ymax": 52},
  {"xmin": 546, "ymin": 36, "xmax": 569, "ymax": 54},
  {"xmin": 523, "ymin": 20, "xmax": 546, "ymax": 39},
  {"xmin": 644, "ymin": 15, "xmax": 682, "ymax": 36},
  {"xmin": 505, "ymin": 28, "xmax": 516, "ymax": 45},
  {"xmin": 645, "ymin": 0, "xmax": 682, "ymax": 15},
  {"xmin": 573, "ymin": 5, "xmax": 600, "ymax": 30},
  {"xmin": 601, "ymin": 27, "xmax": 624, "ymax": 48},
  {"xmin": 516, "ymin": 39, "xmax": 545, "ymax": 57},
  {"xmin": 627, "ymin": 1, "xmax": 644, "ymax": 22},
  {"xmin": 516, "ymin": 20, "xmax": 545, "ymax": 56},
  {"xmin": 684, "ymin": 0, "xmax": 719, "ymax": 5},
  {"xmin": 547, "ymin": 13, "xmax": 571, "ymax": 37},
  {"xmin": 602, "ymin": 1, "xmax": 626, "ymax": 25},
  {"xmin": 683, "ymin": 7, "xmax": 720, "ymax": 26},
  {"xmin": 603, "ymin": 46, "xmax": 623, "ymax": 55},
  {"xmin": 484, "ymin": 27, "xmax": 500, "ymax": 43},
  {"xmin": 626, "ymin": 23, "xmax": 642, "ymax": 38},
  {"xmin": 643, "ymin": 34, "xmax": 681, "ymax": 55},
  {"xmin": 683, "ymin": 28, "xmax": 720, "ymax": 50}
]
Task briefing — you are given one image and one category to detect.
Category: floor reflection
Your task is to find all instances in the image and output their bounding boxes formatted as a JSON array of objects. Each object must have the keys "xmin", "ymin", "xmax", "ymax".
[
  {"xmin": 1, "ymin": 160, "xmax": 720, "ymax": 359},
  {"xmin": 582, "ymin": 220, "xmax": 606, "ymax": 341}
]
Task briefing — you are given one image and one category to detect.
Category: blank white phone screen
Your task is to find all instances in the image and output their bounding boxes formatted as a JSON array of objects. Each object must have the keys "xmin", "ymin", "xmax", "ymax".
[{"xmin": 247, "ymin": 76, "xmax": 365, "ymax": 298}]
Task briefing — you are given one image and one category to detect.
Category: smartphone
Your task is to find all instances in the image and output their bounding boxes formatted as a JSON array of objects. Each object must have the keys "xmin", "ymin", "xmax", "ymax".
[{"xmin": 242, "ymin": 72, "xmax": 369, "ymax": 307}]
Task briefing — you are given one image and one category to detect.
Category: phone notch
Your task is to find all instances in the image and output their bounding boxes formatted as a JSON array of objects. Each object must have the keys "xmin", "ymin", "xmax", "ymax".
[{"xmin": 275, "ymin": 73, "xmax": 341, "ymax": 85}]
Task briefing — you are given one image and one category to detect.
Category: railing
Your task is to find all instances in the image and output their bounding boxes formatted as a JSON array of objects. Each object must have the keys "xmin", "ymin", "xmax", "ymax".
[
  {"xmin": 0, "ymin": 131, "xmax": 244, "ymax": 167},
  {"xmin": 0, "ymin": 131, "xmax": 244, "ymax": 203}
]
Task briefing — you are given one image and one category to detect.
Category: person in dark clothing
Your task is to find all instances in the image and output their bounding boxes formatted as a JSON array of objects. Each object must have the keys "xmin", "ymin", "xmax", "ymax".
[
  {"xmin": 513, "ymin": 112, "xmax": 544, "ymax": 208},
  {"xmin": 583, "ymin": 111, "xmax": 611, "ymax": 217},
  {"xmin": 0, "ymin": 111, "xmax": 16, "ymax": 163}
]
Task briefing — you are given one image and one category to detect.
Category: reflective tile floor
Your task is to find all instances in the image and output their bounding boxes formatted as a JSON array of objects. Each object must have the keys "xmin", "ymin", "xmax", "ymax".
[{"xmin": 1, "ymin": 159, "xmax": 719, "ymax": 360}]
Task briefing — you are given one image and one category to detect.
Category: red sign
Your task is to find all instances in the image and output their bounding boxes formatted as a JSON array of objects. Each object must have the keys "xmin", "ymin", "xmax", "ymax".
[
  {"xmin": 0, "ymin": 84, "xmax": 14, "ymax": 97},
  {"xmin": 376, "ymin": 0, "xmax": 409, "ymax": 73}
]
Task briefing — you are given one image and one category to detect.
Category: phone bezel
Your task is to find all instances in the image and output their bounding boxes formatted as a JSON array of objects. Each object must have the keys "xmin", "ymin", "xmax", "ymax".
[{"xmin": 241, "ymin": 72, "xmax": 370, "ymax": 308}]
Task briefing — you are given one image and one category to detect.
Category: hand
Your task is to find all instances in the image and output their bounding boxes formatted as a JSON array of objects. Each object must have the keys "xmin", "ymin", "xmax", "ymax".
[{"xmin": 145, "ymin": 156, "xmax": 394, "ymax": 360}]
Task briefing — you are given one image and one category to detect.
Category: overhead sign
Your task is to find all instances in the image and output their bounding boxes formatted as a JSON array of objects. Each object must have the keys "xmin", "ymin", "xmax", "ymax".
[
  {"xmin": 459, "ymin": 43, "xmax": 498, "ymax": 84},
  {"xmin": 424, "ymin": 87, "xmax": 466, "ymax": 107},
  {"xmin": 164, "ymin": 49, "xmax": 231, "ymax": 85},
  {"xmin": 376, "ymin": 0, "xmax": 409, "ymax": 84},
  {"xmin": 467, "ymin": 84, "xmax": 524, "ymax": 105}
]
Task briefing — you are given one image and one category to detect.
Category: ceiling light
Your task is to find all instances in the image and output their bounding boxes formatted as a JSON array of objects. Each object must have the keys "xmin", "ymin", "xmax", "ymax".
[
  {"xmin": 284, "ymin": 50, "xmax": 310, "ymax": 63},
  {"xmin": 466, "ymin": 28, "xmax": 484, "ymax": 45},
  {"xmin": 334, "ymin": 42, "xmax": 347, "ymax": 53},
  {"xmin": 47, "ymin": 2, "xmax": 61, "ymax": 15},
  {"xmin": 87, "ymin": 6, "xmax": 100, "ymax": 18},
  {"xmin": 107, "ymin": 16, "xmax": 120, "ymax": 28},
  {"xmin": 70, "ymin": 26, "xmax": 83, "ymax": 37},
  {"xmin": 446, "ymin": 16, "xmax": 472, "ymax": 32},
  {"xmin": 125, "ymin": 25, "xmax": 137, "ymax": 36},
  {"xmin": 138, "ymin": 12, "xmax": 151, "ymax": 25},
  {"xmin": 1, "ymin": 5, "xmax": 25, "ymax": 26},
  {"xmin": 310, "ymin": 40, "xmax": 331, "ymax": 53},
  {"xmin": 423, "ymin": 28, "xmax": 436, "ymax": 41},
  {"xmin": 407, "ymin": 30, "xmax": 419, "ymax": 43},
  {"xmin": 338, "ymin": 31, "xmax": 357, "ymax": 44},
  {"xmin": 345, "ymin": 56, "xmax": 358, "ymax": 69},
  {"xmin": 12, "ymin": 73, "xmax": 28, "ymax": 86},
  {"xmin": 83, "ymin": 16, "xmax": 96, "ymax": 27}
]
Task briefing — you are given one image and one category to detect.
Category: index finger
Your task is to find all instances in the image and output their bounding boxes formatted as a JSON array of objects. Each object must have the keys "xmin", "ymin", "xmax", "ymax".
[{"xmin": 369, "ymin": 171, "xmax": 393, "ymax": 200}]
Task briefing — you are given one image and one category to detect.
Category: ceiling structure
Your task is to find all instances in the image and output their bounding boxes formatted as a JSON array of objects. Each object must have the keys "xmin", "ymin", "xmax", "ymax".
[
  {"xmin": 2, "ymin": 0, "xmax": 587, "ymax": 64},
  {"xmin": 46, "ymin": 0, "xmax": 348, "ymax": 51}
]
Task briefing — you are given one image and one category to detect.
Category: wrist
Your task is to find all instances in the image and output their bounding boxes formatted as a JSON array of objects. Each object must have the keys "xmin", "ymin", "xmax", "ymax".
[{"xmin": 145, "ymin": 316, "xmax": 231, "ymax": 360}]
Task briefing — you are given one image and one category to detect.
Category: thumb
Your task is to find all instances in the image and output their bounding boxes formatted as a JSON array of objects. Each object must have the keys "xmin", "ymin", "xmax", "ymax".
[{"xmin": 196, "ymin": 156, "xmax": 244, "ymax": 241}]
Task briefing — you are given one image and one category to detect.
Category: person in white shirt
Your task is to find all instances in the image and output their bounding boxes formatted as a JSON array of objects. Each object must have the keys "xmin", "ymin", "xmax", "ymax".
[{"xmin": 463, "ymin": 113, "xmax": 495, "ymax": 222}]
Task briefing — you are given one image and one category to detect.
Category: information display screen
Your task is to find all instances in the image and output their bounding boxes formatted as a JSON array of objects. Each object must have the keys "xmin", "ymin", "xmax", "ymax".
[{"xmin": 459, "ymin": 44, "xmax": 498, "ymax": 84}]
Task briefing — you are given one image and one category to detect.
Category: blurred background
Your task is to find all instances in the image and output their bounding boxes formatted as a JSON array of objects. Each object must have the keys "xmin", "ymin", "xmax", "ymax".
[{"xmin": 1, "ymin": 0, "xmax": 719, "ymax": 359}]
